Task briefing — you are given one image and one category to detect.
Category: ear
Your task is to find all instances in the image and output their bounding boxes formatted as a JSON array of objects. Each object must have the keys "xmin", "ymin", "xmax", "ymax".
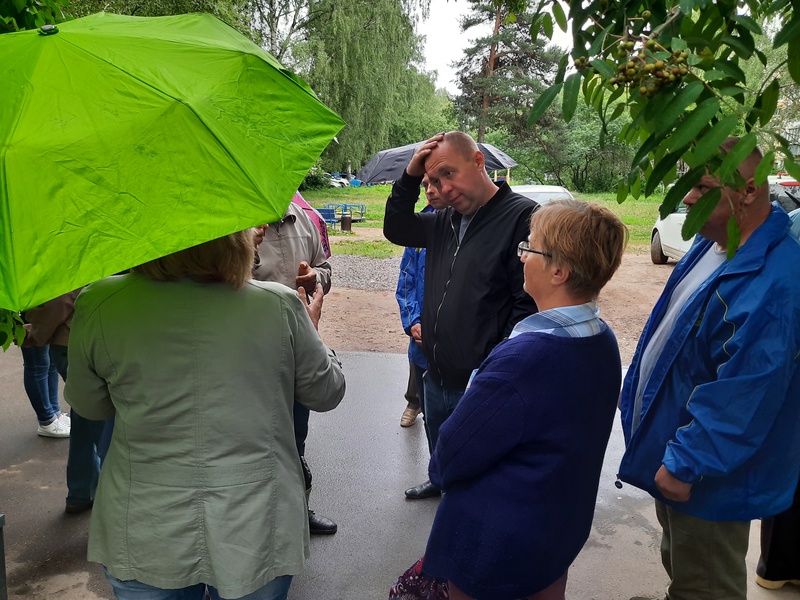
[
  {"xmin": 550, "ymin": 263, "xmax": 570, "ymax": 288},
  {"xmin": 741, "ymin": 177, "xmax": 758, "ymax": 206},
  {"xmin": 473, "ymin": 150, "xmax": 485, "ymax": 171}
]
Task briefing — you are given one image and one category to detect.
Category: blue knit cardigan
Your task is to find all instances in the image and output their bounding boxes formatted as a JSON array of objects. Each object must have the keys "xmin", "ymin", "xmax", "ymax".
[{"xmin": 423, "ymin": 327, "xmax": 621, "ymax": 599}]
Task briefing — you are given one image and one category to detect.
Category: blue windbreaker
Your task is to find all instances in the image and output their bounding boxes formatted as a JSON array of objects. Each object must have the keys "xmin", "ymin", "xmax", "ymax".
[
  {"xmin": 619, "ymin": 205, "xmax": 800, "ymax": 521},
  {"xmin": 395, "ymin": 205, "xmax": 433, "ymax": 369}
]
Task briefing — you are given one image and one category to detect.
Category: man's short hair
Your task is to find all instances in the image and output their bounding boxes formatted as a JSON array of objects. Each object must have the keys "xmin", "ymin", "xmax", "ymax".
[
  {"xmin": 531, "ymin": 199, "xmax": 628, "ymax": 299},
  {"xmin": 442, "ymin": 131, "xmax": 479, "ymax": 162},
  {"xmin": 134, "ymin": 229, "xmax": 254, "ymax": 289}
]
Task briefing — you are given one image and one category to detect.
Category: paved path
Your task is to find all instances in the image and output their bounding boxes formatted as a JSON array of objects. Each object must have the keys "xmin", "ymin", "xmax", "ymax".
[{"xmin": 0, "ymin": 349, "xmax": 795, "ymax": 599}]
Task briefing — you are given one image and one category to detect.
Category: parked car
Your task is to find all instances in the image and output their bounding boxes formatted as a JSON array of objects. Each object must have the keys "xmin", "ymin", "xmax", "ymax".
[
  {"xmin": 511, "ymin": 184, "xmax": 576, "ymax": 205},
  {"xmin": 769, "ymin": 174, "xmax": 800, "ymax": 211},
  {"xmin": 651, "ymin": 204, "xmax": 694, "ymax": 264}
]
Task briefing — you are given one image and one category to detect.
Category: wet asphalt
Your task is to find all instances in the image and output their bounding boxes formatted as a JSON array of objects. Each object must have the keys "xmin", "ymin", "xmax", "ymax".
[{"xmin": 0, "ymin": 348, "xmax": 793, "ymax": 599}]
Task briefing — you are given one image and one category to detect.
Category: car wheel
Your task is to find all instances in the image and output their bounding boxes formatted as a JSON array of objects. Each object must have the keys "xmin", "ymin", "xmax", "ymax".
[{"xmin": 651, "ymin": 231, "xmax": 669, "ymax": 264}]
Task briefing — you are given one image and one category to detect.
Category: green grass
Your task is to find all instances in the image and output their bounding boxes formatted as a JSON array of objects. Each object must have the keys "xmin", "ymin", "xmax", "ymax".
[
  {"xmin": 576, "ymin": 192, "xmax": 664, "ymax": 247},
  {"xmin": 327, "ymin": 237, "xmax": 403, "ymax": 258},
  {"xmin": 304, "ymin": 186, "xmax": 664, "ymax": 254}
]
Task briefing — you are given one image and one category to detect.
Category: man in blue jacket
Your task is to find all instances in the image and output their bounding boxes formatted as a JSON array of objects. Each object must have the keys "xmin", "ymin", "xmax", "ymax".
[{"xmin": 619, "ymin": 138, "xmax": 800, "ymax": 600}]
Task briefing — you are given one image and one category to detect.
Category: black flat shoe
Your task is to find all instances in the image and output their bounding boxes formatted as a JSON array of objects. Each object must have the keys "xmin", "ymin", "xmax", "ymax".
[
  {"xmin": 64, "ymin": 500, "xmax": 94, "ymax": 515},
  {"xmin": 309, "ymin": 510, "xmax": 337, "ymax": 535},
  {"xmin": 404, "ymin": 480, "xmax": 441, "ymax": 499}
]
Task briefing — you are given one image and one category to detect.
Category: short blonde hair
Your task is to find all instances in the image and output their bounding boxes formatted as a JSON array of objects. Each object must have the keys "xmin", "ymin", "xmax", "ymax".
[
  {"xmin": 531, "ymin": 200, "xmax": 628, "ymax": 299},
  {"xmin": 133, "ymin": 229, "xmax": 254, "ymax": 289}
]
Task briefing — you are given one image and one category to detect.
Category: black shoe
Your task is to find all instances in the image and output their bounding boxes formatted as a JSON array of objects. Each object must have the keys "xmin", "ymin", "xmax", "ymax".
[
  {"xmin": 64, "ymin": 500, "xmax": 94, "ymax": 515},
  {"xmin": 405, "ymin": 480, "xmax": 441, "ymax": 499},
  {"xmin": 309, "ymin": 510, "xmax": 337, "ymax": 535}
]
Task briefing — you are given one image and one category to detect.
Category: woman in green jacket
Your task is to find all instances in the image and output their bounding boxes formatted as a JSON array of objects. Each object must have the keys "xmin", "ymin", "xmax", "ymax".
[{"xmin": 65, "ymin": 229, "xmax": 346, "ymax": 600}]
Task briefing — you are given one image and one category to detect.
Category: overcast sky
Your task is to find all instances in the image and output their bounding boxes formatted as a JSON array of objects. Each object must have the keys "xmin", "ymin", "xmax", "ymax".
[{"xmin": 418, "ymin": 1, "xmax": 570, "ymax": 95}]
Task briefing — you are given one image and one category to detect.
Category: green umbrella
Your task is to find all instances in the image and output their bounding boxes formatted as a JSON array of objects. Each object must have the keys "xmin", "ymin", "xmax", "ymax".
[{"xmin": 0, "ymin": 12, "xmax": 344, "ymax": 312}]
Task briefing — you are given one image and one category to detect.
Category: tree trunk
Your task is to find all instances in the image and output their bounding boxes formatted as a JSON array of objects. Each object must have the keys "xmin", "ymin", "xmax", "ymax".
[{"xmin": 478, "ymin": 7, "xmax": 502, "ymax": 143}]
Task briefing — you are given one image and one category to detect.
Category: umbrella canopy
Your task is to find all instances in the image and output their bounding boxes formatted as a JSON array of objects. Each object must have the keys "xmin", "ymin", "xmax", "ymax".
[
  {"xmin": 356, "ymin": 140, "xmax": 518, "ymax": 184},
  {"xmin": 0, "ymin": 12, "xmax": 344, "ymax": 311}
]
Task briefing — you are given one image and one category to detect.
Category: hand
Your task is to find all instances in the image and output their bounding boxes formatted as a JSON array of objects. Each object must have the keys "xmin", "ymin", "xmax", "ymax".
[
  {"xmin": 655, "ymin": 465, "xmax": 692, "ymax": 502},
  {"xmin": 298, "ymin": 283, "xmax": 324, "ymax": 331},
  {"xmin": 253, "ymin": 225, "xmax": 268, "ymax": 248},
  {"xmin": 410, "ymin": 323, "xmax": 422, "ymax": 346},
  {"xmin": 407, "ymin": 133, "xmax": 444, "ymax": 177},
  {"xmin": 295, "ymin": 261, "xmax": 317, "ymax": 294}
]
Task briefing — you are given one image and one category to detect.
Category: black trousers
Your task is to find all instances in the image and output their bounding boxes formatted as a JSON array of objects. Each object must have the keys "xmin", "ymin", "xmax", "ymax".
[{"xmin": 758, "ymin": 477, "xmax": 800, "ymax": 580}]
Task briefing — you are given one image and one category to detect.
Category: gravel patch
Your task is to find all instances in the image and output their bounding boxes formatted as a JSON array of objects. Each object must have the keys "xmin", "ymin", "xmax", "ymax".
[{"xmin": 328, "ymin": 254, "xmax": 401, "ymax": 290}]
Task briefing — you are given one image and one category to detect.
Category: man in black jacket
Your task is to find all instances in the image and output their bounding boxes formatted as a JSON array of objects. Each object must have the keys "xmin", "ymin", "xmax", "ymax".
[{"xmin": 384, "ymin": 131, "xmax": 538, "ymax": 499}]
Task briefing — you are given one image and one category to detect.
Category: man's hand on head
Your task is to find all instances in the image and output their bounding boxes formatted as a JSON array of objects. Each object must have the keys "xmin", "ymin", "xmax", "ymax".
[
  {"xmin": 407, "ymin": 133, "xmax": 444, "ymax": 178},
  {"xmin": 655, "ymin": 465, "xmax": 692, "ymax": 502}
]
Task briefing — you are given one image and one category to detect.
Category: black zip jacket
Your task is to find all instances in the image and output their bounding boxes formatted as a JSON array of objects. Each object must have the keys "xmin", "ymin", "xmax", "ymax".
[{"xmin": 384, "ymin": 171, "xmax": 538, "ymax": 389}]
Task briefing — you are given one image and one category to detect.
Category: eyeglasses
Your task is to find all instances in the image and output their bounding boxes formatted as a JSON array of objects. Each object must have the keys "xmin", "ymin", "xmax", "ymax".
[{"xmin": 517, "ymin": 241, "xmax": 552, "ymax": 258}]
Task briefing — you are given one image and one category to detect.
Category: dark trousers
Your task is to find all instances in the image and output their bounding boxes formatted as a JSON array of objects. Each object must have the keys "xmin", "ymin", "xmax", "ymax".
[{"xmin": 758, "ymin": 476, "xmax": 800, "ymax": 581}]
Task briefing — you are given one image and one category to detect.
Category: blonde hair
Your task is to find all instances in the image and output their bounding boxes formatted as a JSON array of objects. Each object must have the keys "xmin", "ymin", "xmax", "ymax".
[
  {"xmin": 133, "ymin": 229, "xmax": 254, "ymax": 289},
  {"xmin": 531, "ymin": 200, "xmax": 628, "ymax": 299}
]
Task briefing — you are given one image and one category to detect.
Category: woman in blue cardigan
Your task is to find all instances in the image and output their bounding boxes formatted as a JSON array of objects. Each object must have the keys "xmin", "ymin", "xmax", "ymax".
[{"xmin": 422, "ymin": 199, "xmax": 628, "ymax": 600}]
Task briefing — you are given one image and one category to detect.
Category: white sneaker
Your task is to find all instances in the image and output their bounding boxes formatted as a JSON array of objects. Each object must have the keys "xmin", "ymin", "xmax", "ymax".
[
  {"xmin": 37, "ymin": 418, "xmax": 70, "ymax": 438},
  {"xmin": 58, "ymin": 412, "xmax": 71, "ymax": 426}
]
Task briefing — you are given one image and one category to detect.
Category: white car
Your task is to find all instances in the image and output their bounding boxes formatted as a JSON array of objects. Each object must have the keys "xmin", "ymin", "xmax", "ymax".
[
  {"xmin": 511, "ymin": 184, "xmax": 575, "ymax": 205},
  {"xmin": 651, "ymin": 204, "xmax": 694, "ymax": 264}
]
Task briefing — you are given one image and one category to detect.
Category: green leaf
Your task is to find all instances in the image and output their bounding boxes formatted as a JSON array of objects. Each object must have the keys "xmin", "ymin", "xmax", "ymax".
[
  {"xmin": 683, "ymin": 187, "xmax": 721, "ymax": 238},
  {"xmin": 789, "ymin": 38, "xmax": 800, "ymax": 85},
  {"xmin": 725, "ymin": 216, "xmax": 741, "ymax": 259},
  {"xmin": 680, "ymin": 0, "xmax": 696, "ymax": 14},
  {"xmin": 754, "ymin": 151, "xmax": 775, "ymax": 186},
  {"xmin": 720, "ymin": 35, "xmax": 753, "ymax": 59},
  {"xmin": 774, "ymin": 17, "xmax": 800, "ymax": 48},
  {"xmin": 554, "ymin": 54, "xmax": 568, "ymax": 84},
  {"xmin": 590, "ymin": 59, "xmax": 615, "ymax": 79},
  {"xmin": 0, "ymin": 330, "xmax": 8, "ymax": 352},
  {"xmin": 541, "ymin": 13, "xmax": 553, "ymax": 40},
  {"xmin": 671, "ymin": 37, "xmax": 688, "ymax": 51},
  {"xmin": 719, "ymin": 133, "xmax": 757, "ymax": 181},
  {"xmin": 731, "ymin": 15, "xmax": 762, "ymax": 35},
  {"xmin": 13, "ymin": 321, "xmax": 26, "ymax": 345},
  {"xmin": 755, "ymin": 49, "xmax": 768, "ymax": 67},
  {"xmin": 588, "ymin": 24, "xmax": 609, "ymax": 56},
  {"xmin": 562, "ymin": 72, "xmax": 581, "ymax": 122},
  {"xmin": 609, "ymin": 102, "xmax": 626, "ymax": 122},
  {"xmin": 646, "ymin": 150, "xmax": 683, "ymax": 196},
  {"xmin": 685, "ymin": 115, "xmax": 739, "ymax": 168},
  {"xmin": 654, "ymin": 80, "xmax": 705, "ymax": 137},
  {"xmin": 552, "ymin": 1, "xmax": 567, "ymax": 32},
  {"xmin": 528, "ymin": 83, "xmax": 562, "ymax": 126},
  {"xmin": 631, "ymin": 171, "xmax": 642, "ymax": 199},
  {"xmin": 667, "ymin": 97, "xmax": 721, "ymax": 151},
  {"xmin": 616, "ymin": 181, "xmax": 628, "ymax": 204},
  {"xmin": 661, "ymin": 167, "xmax": 705, "ymax": 217},
  {"xmin": 631, "ymin": 133, "xmax": 663, "ymax": 172},
  {"xmin": 783, "ymin": 158, "xmax": 800, "ymax": 182},
  {"xmin": 759, "ymin": 79, "xmax": 781, "ymax": 126},
  {"xmin": 704, "ymin": 70, "xmax": 733, "ymax": 82},
  {"xmin": 711, "ymin": 59, "xmax": 746, "ymax": 83}
]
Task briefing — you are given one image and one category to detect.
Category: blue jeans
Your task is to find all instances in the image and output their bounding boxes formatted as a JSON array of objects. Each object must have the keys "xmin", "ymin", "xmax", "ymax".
[
  {"xmin": 293, "ymin": 401, "xmax": 310, "ymax": 457},
  {"xmin": 49, "ymin": 344, "xmax": 107, "ymax": 506},
  {"xmin": 104, "ymin": 569, "xmax": 292, "ymax": 600},
  {"xmin": 422, "ymin": 374, "xmax": 465, "ymax": 454},
  {"xmin": 21, "ymin": 345, "xmax": 60, "ymax": 423}
]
